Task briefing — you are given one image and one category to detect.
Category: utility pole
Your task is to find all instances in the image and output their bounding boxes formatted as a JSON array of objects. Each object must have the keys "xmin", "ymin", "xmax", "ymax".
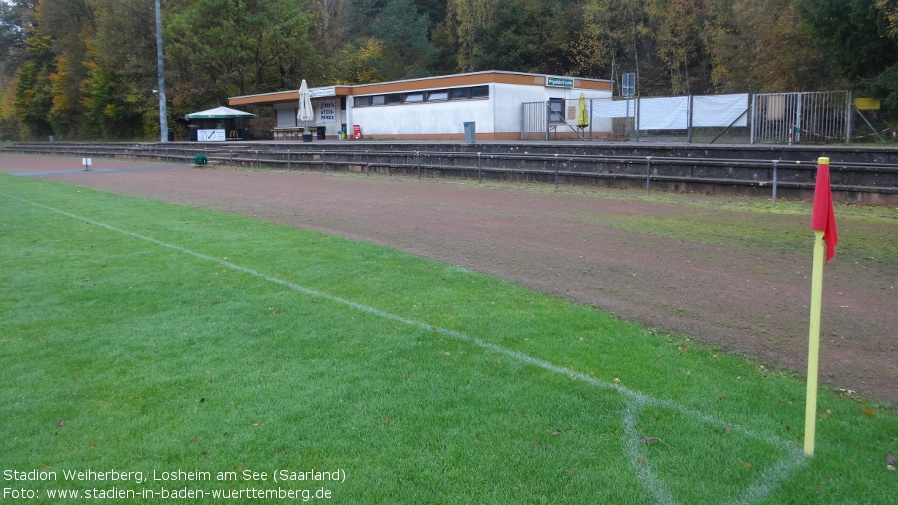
[{"xmin": 155, "ymin": 0, "xmax": 168, "ymax": 143}]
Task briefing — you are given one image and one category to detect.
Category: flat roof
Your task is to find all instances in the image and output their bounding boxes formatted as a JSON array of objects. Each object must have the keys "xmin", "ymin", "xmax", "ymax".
[
  {"xmin": 229, "ymin": 70, "xmax": 612, "ymax": 107},
  {"xmin": 229, "ymin": 86, "xmax": 353, "ymax": 106}
]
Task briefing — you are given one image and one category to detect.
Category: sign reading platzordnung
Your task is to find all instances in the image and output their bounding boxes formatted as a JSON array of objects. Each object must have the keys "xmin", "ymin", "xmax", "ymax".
[{"xmin": 546, "ymin": 76, "xmax": 574, "ymax": 88}]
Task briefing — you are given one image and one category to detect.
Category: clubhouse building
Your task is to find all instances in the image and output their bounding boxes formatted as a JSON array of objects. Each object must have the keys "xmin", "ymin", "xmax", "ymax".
[{"xmin": 228, "ymin": 71, "xmax": 613, "ymax": 141}]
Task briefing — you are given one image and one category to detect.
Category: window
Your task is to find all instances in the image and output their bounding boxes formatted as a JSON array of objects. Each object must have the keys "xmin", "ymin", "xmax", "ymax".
[
  {"xmin": 449, "ymin": 88, "xmax": 469, "ymax": 100},
  {"xmin": 447, "ymin": 86, "xmax": 489, "ymax": 100},
  {"xmin": 354, "ymin": 86, "xmax": 490, "ymax": 108},
  {"xmin": 548, "ymin": 98, "xmax": 564, "ymax": 122},
  {"xmin": 471, "ymin": 85, "xmax": 489, "ymax": 98}
]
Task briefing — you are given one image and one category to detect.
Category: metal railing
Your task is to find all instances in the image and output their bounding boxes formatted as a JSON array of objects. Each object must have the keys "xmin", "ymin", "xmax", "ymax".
[
  {"xmin": 7, "ymin": 143, "xmax": 895, "ymax": 204},
  {"xmin": 523, "ymin": 90, "xmax": 890, "ymax": 145},
  {"xmin": 751, "ymin": 92, "xmax": 851, "ymax": 144}
]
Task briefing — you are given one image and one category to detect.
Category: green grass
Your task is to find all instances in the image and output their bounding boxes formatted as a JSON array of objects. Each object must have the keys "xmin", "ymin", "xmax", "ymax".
[
  {"xmin": 594, "ymin": 201, "xmax": 898, "ymax": 266},
  {"xmin": 1, "ymin": 173, "xmax": 896, "ymax": 504},
  {"xmin": 463, "ymin": 177, "xmax": 898, "ymax": 266}
]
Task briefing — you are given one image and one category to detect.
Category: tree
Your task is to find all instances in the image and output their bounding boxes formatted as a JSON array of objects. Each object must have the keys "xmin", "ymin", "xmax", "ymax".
[
  {"xmin": 330, "ymin": 36, "xmax": 387, "ymax": 84},
  {"xmin": 0, "ymin": 0, "xmax": 35, "ymax": 79},
  {"xmin": 429, "ymin": 15, "xmax": 459, "ymax": 75},
  {"xmin": 801, "ymin": 0, "xmax": 898, "ymax": 111},
  {"xmin": 13, "ymin": 20, "xmax": 54, "ymax": 138},
  {"xmin": 332, "ymin": 0, "xmax": 435, "ymax": 81},
  {"xmin": 471, "ymin": 0, "xmax": 541, "ymax": 72},
  {"xmin": 4, "ymin": 0, "xmax": 897, "ymax": 139},
  {"xmin": 877, "ymin": 0, "xmax": 898, "ymax": 34},
  {"xmin": 85, "ymin": 0, "xmax": 158, "ymax": 138},
  {"xmin": 801, "ymin": 0, "xmax": 894, "ymax": 81},
  {"xmin": 642, "ymin": 0, "xmax": 711, "ymax": 94},
  {"xmin": 165, "ymin": 0, "xmax": 319, "ymax": 111},
  {"xmin": 704, "ymin": 0, "xmax": 827, "ymax": 93},
  {"xmin": 582, "ymin": 0, "xmax": 648, "ymax": 93},
  {"xmin": 41, "ymin": 0, "xmax": 99, "ymax": 134},
  {"xmin": 0, "ymin": 1, "xmax": 35, "ymax": 139},
  {"xmin": 444, "ymin": 0, "xmax": 498, "ymax": 71},
  {"xmin": 304, "ymin": 0, "xmax": 346, "ymax": 82},
  {"xmin": 471, "ymin": 0, "xmax": 583, "ymax": 75},
  {"xmin": 370, "ymin": 0, "xmax": 435, "ymax": 78}
]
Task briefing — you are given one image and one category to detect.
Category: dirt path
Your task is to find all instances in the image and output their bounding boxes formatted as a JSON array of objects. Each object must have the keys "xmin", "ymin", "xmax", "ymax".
[{"xmin": 4, "ymin": 155, "xmax": 896, "ymax": 403}]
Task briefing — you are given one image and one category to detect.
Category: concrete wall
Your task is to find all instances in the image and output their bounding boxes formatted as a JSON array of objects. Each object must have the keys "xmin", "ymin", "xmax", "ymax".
[
  {"xmin": 495, "ymin": 84, "xmax": 612, "ymax": 137},
  {"xmin": 491, "ymin": 84, "xmax": 534, "ymax": 133},
  {"xmin": 347, "ymin": 96, "xmax": 490, "ymax": 137},
  {"xmin": 342, "ymin": 83, "xmax": 612, "ymax": 140},
  {"xmin": 274, "ymin": 101, "xmax": 345, "ymax": 137},
  {"xmin": 275, "ymin": 105, "xmax": 296, "ymax": 127},
  {"xmin": 274, "ymin": 84, "xmax": 614, "ymax": 140}
]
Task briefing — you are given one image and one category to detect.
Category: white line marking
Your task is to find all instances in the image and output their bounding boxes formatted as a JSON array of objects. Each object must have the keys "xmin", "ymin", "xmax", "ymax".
[
  {"xmin": 4, "ymin": 193, "xmax": 807, "ymax": 504},
  {"xmin": 729, "ymin": 450, "xmax": 806, "ymax": 505},
  {"xmin": 623, "ymin": 400, "xmax": 677, "ymax": 505}
]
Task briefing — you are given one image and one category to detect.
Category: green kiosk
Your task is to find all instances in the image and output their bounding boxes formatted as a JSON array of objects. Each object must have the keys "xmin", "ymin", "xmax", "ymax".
[{"xmin": 184, "ymin": 106, "xmax": 257, "ymax": 142}]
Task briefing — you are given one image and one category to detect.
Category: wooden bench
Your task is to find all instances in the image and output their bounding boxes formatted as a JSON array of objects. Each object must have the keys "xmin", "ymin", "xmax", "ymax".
[{"xmin": 272, "ymin": 127, "xmax": 305, "ymax": 140}]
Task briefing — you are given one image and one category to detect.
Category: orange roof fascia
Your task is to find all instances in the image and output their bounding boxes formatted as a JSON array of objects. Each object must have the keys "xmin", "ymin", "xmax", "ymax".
[
  {"xmin": 228, "ymin": 73, "xmax": 612, "ymax": 106},
  {"xmin": 350, "ymin": 72, "xmax": 611, "ymax": 95},
  {"xmin": 229, "ymin": 86, "xmax": 352, "ymax": 106}
]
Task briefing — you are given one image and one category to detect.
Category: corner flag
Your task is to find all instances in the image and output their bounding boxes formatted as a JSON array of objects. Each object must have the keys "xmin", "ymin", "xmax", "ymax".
[
  {"xmin": 811, "ymin": 157, "xmax": 838, "ymax": 262},
  {"xmin": 803, "ymin": 157, "xmax": 838, "ymax": 457}
]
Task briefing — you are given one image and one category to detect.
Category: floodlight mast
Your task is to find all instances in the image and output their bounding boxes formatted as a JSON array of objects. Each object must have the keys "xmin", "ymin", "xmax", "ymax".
[{"xmin": 155, "ymin": 0, "xmax": 168, "ymax": 143}]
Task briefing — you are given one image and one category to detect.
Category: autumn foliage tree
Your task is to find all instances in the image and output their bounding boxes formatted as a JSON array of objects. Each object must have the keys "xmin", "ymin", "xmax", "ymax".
[{"xmin": 1, "ymin": 0, "xmax": 896, "ymax": 140}]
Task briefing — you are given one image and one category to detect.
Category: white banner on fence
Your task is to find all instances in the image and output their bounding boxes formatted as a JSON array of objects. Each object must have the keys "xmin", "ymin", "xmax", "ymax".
[
  {"xmin": 589, "ymin": 99, "xmax": 636, "ymax": 125},
  {"xmin": 693, "ymin": 94, "xmax": 749, "ymax": 127},
  {"xmin": 589, "ymin": 93, "xmax": 748, "ymax": 130},
  {"xmin": 640, "ymin": 96, "xmax": 690, "ymax": 130}
]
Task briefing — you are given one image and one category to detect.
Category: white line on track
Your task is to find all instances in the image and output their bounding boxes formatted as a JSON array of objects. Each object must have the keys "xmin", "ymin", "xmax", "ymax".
[{"xmin": 5, "ymin": 193, "xmax": 807, "ymax": 504}]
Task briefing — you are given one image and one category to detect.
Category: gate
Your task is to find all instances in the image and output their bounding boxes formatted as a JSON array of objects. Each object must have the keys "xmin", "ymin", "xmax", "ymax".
[
  {"xmin": 750, "ymin": 91, "xmax": 851, "ymax": 144},
  {"xmin": 521, "ymin": 102, "xmax": 549, "ymax": 140}
]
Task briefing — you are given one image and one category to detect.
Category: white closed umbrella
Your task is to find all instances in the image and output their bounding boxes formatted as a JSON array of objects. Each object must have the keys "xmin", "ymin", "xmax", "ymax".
[{"xmin": 297, "ymin": 79, "xmax": 314, "ymax": 123}]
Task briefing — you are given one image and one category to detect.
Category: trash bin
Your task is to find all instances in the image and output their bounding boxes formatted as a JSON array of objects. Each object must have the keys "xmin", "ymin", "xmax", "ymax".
[
  {"xmin": 168, "ymin": 129, "xmax": 175, "ymax": 142},
  {"xmin": 463, "ymin": 121, "xmax": 476, "ymax": 143},
  {"xmin": 302, "ymin": 132, "xmax": 313, "ymax": 142},
  {"xmin": 316, "ymin": 127, "xmax": 326, "ymax": 140}
]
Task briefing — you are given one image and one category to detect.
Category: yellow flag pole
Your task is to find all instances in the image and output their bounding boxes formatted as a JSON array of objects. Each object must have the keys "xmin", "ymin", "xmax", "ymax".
[{"xmin": 803, "ymin": 229, "xmax": 826, "ymax": 456}]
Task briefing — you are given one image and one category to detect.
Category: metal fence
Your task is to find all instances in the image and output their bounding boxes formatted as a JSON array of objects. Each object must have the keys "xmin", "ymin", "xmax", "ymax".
[
  {"xmin": 6, "ymin": 142, "xmax": 897, "ymax": 204},
  {"xmin": 751, "ymin": 91, "xmax": 851, "ymax": 144},
  {"xmin": 523, "ymin": 90, "xmax": 891, "ymax": 145}
]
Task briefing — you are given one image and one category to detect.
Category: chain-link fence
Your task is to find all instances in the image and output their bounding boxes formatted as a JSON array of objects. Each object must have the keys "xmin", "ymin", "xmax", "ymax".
[{"xmin": 523, "ymin": 91, "xmax": 895, "ymax": 145}]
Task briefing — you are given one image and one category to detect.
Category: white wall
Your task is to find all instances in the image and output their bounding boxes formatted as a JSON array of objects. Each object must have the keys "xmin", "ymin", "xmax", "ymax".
[
  {"xmin": 274, "ymin": 101, "xmax": 344, "ymax": 135},
  {"xmin": 491, "ymin": 83, "xmax": 560, "ymax": 133},
  {"xmin": 349, "ymin": 98, "xmax": 493, "ymax": 136},
  {"xmin": 274, "ymin": 104, "xmax": 296, "ymax": 127},
  {"xmin": 336, "ymin": 82, "xmax": 612, "ymax": 137}
]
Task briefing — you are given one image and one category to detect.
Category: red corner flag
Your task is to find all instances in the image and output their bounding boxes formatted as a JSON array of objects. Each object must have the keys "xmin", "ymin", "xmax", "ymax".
[{"xmin": 811, "ymin": 157, "xmax": 838, "ymax": 263}]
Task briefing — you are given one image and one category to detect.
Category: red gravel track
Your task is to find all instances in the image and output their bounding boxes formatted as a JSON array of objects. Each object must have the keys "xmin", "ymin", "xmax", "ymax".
[{"xmin": 4, "ymin": 154, "xmax": 896, "ymax": 403}]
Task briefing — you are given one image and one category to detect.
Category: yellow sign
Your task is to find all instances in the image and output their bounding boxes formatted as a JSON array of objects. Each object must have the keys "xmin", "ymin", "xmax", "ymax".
[{"xmin": 854, "ymin": 97, "xmax": 881, "ymax": 110}]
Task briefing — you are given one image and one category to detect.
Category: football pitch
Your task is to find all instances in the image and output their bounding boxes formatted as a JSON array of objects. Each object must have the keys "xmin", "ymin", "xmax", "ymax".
[{"xmin": 1, "ymin": 172, "xmax": 896, "ymax": 504}]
